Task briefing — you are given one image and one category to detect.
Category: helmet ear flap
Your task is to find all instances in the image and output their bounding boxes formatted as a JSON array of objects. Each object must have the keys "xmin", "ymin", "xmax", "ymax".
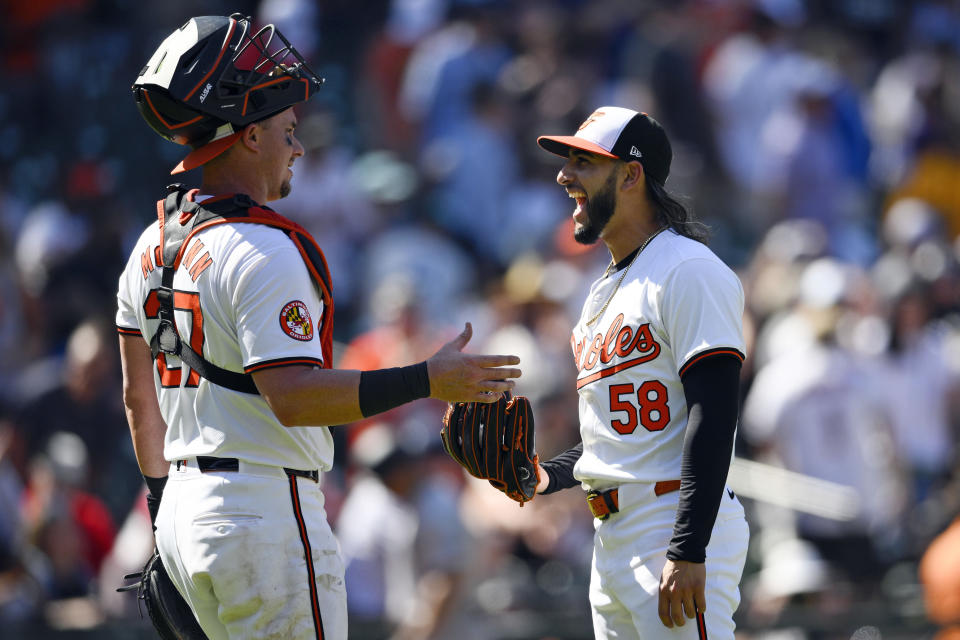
[
  {"xmin": 247, "ymin": 90, "xmax": 268, "ymax": 114},
  {"xmin": 134, "ymin": 87, "xmax": 225, "ymax": 146}
]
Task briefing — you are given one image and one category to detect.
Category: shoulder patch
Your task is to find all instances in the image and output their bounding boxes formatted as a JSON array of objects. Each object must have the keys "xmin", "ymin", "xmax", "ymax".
[{"xmin": 279, "ymin": 300, "xmax": 314, "ymax": 341}]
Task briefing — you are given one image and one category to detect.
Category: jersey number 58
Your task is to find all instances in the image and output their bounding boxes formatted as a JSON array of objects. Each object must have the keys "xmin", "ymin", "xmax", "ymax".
[{"xmin": 608, "ymin": 381, "xmax": 670, "ymax": 434}]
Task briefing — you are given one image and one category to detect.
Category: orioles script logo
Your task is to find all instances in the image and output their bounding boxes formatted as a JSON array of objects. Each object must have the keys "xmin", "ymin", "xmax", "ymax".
[{"xmin": 572, "ymin": 313, "xmax": 660, "ymax": 389}]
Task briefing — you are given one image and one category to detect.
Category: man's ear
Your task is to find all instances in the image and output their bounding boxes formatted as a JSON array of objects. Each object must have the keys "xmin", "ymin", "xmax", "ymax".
[
  {"xmin": 239, "ymin": 123, "xmax": 260, "ymax": 152},
  {"xmin": 620, "ymin": 161, "xmax": 645, "ymax": 191}
]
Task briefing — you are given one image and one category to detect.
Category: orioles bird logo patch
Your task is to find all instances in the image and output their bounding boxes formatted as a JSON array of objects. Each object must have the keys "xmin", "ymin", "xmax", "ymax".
[{"xmin": 280, "ymin": 300, "xmax": 313, "ymax": 341}]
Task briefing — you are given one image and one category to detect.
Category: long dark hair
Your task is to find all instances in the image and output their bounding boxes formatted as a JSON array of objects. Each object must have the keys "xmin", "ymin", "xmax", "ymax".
[{"xmin": 645, "ymin": 179, "xmax": 709, "ymax": 244}]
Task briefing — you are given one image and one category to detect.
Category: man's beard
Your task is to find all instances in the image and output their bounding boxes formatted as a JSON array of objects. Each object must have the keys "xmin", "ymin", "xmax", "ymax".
[
  {"xmin": 279, "ymin": 179, "xmax": 292, "ymax": 199},
  {"xmin": 574, "ymin": 170, "xmax": 618, "ymax": 245}
]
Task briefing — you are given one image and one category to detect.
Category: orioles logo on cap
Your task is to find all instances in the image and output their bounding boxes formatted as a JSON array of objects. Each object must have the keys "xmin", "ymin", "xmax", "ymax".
[
  {"xmin": 577, "ymin": 110, "xmax": 605, "ymax": 132},
  {"xmin": 280, "ymin": 300, "xmax": 313, "ymax": 341}
]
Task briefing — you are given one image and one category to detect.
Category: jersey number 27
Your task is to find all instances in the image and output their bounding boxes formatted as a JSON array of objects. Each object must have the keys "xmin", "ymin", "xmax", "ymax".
[{"xmin": 144, "ymin": 289, "xmax": 204, "ymax": 388}]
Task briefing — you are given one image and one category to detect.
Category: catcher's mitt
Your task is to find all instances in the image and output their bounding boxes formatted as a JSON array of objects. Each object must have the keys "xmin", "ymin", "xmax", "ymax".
[
  {"xmin": 118, "ymin": 549, "xmax": 208, "ymax": 640},
  {"xmin": 441, "ymin": 395, "xmax": 540, "ymax": 505}
]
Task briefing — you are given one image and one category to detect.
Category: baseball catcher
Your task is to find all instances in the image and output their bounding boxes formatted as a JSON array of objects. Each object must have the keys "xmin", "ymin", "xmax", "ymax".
[
  {"xmin": 117, "ymin": 11, "xmax": 520, "ymax": 638},
  {"xmin": 441, "ymin": 395, "xmax": 540, "ymax": 505}
]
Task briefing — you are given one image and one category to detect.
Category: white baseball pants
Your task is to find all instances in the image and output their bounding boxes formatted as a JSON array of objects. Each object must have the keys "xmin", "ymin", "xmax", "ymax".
[
  {"xmin": 589, "ymin": 483, "xmax": 749, "ymax": 640},
  {"xmin": 155, "ymin": 459, "xmax": 347, "ymax": 640}
]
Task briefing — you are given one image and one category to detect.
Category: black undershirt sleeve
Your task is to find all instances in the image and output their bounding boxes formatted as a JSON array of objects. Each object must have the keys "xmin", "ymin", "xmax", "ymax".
[
  {"xmin": 539, "ymin": 442, "xmax": 583, "ymax": 494},
  {"xmin": 667, "ymin": 354, "xmax": 742, "ymax": 563}
]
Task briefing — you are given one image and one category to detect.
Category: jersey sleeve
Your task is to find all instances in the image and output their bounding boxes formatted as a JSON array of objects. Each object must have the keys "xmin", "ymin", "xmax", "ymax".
[
  {"xmin": 233, "ymin": 241, "xmax": 327, "ymax": 372},
  {"xmin": 660, "ymin": 258, "xmax": 746, "ymax": 377},
  {"xmin": 116, "ymin": 240, "xmax": 144, "ymax": 336}
]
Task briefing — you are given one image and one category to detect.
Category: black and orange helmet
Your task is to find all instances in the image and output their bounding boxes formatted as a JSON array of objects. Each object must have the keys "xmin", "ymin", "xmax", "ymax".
[{"xmin": 132, "ymin": 14, "xmax": 324, "ymax": 174}]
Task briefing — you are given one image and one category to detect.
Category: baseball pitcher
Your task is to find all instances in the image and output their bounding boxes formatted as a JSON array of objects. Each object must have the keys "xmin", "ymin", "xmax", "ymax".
[{"xmin": 443, "ymin": 107, "xmax": 749, "ymax": 639}]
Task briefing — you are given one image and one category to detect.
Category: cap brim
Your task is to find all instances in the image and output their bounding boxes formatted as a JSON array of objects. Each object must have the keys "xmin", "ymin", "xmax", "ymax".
[
  {"xmin": 537, "ymin": 135, "xmax": 618, "ymax": 160},
  {"xmin": 171, "ymin": 132, "xmax": 243, "ymax": 175}
]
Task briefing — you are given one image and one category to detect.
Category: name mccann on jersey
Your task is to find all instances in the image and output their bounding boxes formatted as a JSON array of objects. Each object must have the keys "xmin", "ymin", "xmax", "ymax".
[
  {"xmin": 572, "ymin": 313, "xmax": 661, "ymax": 389},
  {"xmin": 139, "ymin": 239, "xmax": 214, "ymax": 283}
]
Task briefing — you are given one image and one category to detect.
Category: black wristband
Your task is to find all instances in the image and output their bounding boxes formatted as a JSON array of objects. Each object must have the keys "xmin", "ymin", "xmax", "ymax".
[
  {"xmin": 358, "ymin": 362, "xmax": 431, "ymax": 417},
  {"xmin": 143, "ymin": 475, "xmax": 168, "ymax": 530},
  {"xmin": 144, "ymin": 474, "xmax": 168, "ymax": 499}
]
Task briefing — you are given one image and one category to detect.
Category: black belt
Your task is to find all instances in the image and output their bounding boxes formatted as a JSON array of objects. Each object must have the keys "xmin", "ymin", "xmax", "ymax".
[{"xmin": 177, "ymin": 456, "xmax": 319, "ymax": 483}]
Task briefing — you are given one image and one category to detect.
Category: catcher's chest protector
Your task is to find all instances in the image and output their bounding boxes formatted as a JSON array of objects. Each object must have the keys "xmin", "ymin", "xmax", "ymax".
[{"xmin": 150, "ymin": 184, "xmax": 335, "ymax": 394}]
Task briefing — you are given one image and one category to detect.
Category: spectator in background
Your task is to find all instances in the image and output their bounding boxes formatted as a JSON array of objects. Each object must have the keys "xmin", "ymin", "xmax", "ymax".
[
  {"xmin": 357, "ymin": 0, "xmax": 446, "ymax": 154},
  {"xmin": 13, "ymin": 319, "xmax": 138, "ymax": 523},
  {"xmin": 755, "ymin": 58, "xmax": 874, "ymax": 263},
  {"xmin": 0, "ymin": 203, "xmax": 27, "ymax": 396},
  {"xmin": 702, "ymin": 0, "xmax": 808, "ymax": 197},
  {"xmin": 869, "ymin": 4, "xmax": 960, "ymax": 238},
  {"xmin": 477, "ymin": 270, "xmax": 581, "ymax": 406},
  {"xmin": 336, "ymin": 278, "xmax": 451, "ymax": 474},
  {"xmin": 20, "ymin": 432, "xmax": 116, "ymax": 600},
  {"xmin": 495, "ymin": 152, "xmax": 572, "ymax": 267},
  {"xmin": 337, "ymin": 424, "xmax": 472, "ymax": 640},
  {"xmin": 0, "ymin": 411, "xmax": 41, "ymax": 624},
  {"xmin": 399, "ymin": 3, "xmax": 511, "ymax": 145},
  {"xmin": 358, "ymin": 220, "xmax": 477, "ymax": 330},
  {"xmin": 870, "ymin": 199, "xmax": 960, "ymax": 516},
  {"xmin": 742, "ymin": 258, "xmax": 909, "ymax": 588},
  {"xmin": 12, "ymin": 200, "xmax": 90, "ymax": 357},
  {"xmin": 618, "ymin": 3, "xmax": 727, "ymax": 179},
  {"xmin": 877, "ymin": 279, "xmax": 960, "ymax": 505},
  {"xmin": 96, "ymin": 483, "xmax": 155, "ymax": 622},
  {"xmin": 739, "ymin": 219, "xmax": 829, "ymax": 374},
  {"xmin": 0, "ymin": 414, "xmax": 22, "ymax": 564},
  {"xmin": 872, "ymin": 24, "xmax": 960, "ymax": 243},
  {"xmin": 428, "ymin": 81, "xmax": 519, "ymax": 263}
]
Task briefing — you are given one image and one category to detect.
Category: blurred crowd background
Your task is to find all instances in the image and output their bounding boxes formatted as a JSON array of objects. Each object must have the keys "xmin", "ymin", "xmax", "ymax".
[{"xmin": 1, "ymin": 0, "xmax": 960, "ymax": 638}]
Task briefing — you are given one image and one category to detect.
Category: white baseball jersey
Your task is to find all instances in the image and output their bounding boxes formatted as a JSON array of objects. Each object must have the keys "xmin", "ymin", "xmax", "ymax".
[
  {"xmin": 571, "ymin": 229, "xmax": 745, "ymax": 489},
  {"xmin": 116, "ymin": 205, "xmax": 334, "ymax": 472}
]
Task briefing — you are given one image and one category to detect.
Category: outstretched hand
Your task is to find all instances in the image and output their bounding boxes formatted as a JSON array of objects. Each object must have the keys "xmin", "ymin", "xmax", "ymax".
[
  {"xmin": 426, "ymin": 323, "xmax": 521, "ymax": 403},
  {"xmin": 658, "ymin": 559, "xmax": 705, "ymax": 629}
]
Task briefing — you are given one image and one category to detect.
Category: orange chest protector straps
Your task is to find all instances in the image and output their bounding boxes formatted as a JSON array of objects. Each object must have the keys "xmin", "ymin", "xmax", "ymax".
[{"xmin": 150, "ymin": 184, "xmax": 334, "ymax": 394}]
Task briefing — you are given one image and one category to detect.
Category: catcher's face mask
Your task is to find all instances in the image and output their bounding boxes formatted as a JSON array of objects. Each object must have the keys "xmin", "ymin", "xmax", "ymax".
[{"xmin": 132, "ymin": 14, "xmax": 324, "ymax": 172}]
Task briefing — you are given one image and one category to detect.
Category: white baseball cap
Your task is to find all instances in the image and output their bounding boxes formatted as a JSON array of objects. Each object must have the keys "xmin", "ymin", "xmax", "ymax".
[{"xmin": 537, "ymin": 106, "xmax": 672, "ymax": 185}]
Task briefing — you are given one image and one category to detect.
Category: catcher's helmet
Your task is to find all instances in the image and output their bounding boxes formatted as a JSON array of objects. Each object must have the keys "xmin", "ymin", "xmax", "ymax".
[{"xmin": 133, "ymin": 14, "xmax": 324, "ymax": 173}]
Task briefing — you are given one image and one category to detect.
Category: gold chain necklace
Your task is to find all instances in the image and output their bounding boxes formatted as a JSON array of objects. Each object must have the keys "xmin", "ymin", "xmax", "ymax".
[{"xmin": 585, "ymin": 227, "xmax": 667, "ymax": 326}]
